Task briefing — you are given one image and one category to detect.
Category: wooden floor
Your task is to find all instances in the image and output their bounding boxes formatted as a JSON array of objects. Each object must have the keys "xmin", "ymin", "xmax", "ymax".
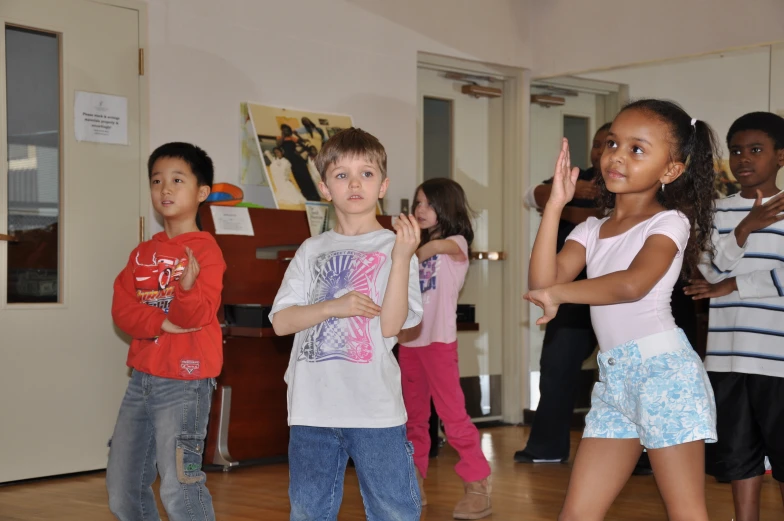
[{"xmin": 1, "ymin": 426, "xmax": 782, "ymax": 520}]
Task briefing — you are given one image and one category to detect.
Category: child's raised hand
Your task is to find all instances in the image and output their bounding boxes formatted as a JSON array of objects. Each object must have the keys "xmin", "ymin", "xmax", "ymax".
[
  {"xmin": 329, "ymin": 291, "xmax": 382, "ymax": 319},
  {"xmin": 179, "ymin": 247, "xmax": 200, "ymax": 291},
  {"xmin": 737, "ymin": 190, "xmax": 784, "ymax": 240},
  {"xmin": 549, "ymin": 138, "xmax": 580, "ymax": 208},
  {"xmin": 524, "ymin": 287, "xmax": 560, "ymax": 325},
  {"xmin": 392, "ymin": 214, "xmax": 421, "ymax": 262}
]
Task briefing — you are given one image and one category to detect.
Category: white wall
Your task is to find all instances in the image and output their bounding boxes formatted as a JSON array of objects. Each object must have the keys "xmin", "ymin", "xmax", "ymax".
[
  {"xmin": 143, "ymin": 0, "xmax": 784, "ymax": 224},
  {"xmin": 579, "ymin": 47, "xmax": 773, "ymax": 156},
  {"xmin": 144, "ymin": 0, "xmax": 531, "ymax": 228},
  {"xmin": 529, "ymin": 0, "xmax": 784, "ymax": 78}
]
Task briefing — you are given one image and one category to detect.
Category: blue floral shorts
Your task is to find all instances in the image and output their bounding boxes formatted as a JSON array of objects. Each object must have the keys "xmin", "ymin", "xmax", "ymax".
[{"xmin": 583, "ymin": 328, "xmax": 717, "ymax": 449}]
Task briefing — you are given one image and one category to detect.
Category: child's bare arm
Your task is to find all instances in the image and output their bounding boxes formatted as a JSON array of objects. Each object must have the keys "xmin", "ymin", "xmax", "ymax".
[
  {"xmin": 552, "ymin": 235, "xmax": 678, "ymax": 304},
  {"xmin": 272, "ymin": 293, "xmax": 381, "ymax": 336},
  {"xmin": 271, "ymin": 301, "xmax": 333, "ymax": 336},
  {"xmin": 530, "ymin": 139, "xmax": 585, "ymax": 289},
  {"xmin": 416, "ymin": 239, "xmax": 466, "ymax": 262},
  {"xmin": 526, "ymin": 235, "xmax": 678, "ymax": 325},
  {"xmin": 271, "ymin": 242, "xmax": 383, "ymax": 336},
  {"xmin": 381, "ymin": 215, "xmax": 420, "ymax": 338}
]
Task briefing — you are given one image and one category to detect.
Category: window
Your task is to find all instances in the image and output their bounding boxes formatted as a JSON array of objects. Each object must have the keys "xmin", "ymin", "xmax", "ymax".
[
  {"xmin": 423, "ymin": 97, "xmax": 453, "ymax": 180},
  {"xmin": 563, "ymin": 115, "xmax": 590, "ymax": 169},
  {"xmin": 5, "ymin": 26, "xmax": 61, "ymax": 303}
]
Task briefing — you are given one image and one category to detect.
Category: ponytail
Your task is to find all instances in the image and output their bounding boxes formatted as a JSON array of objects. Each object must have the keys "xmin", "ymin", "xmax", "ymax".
[{"xmin": 669, "ymin": 118, "xmax": 719, "ymax": 279}]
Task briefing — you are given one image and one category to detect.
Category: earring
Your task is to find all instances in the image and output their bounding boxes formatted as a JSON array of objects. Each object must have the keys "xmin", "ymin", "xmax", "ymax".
[{"xmin": 661, "ymin": 183, "xmax": 665, "ymax": 192}]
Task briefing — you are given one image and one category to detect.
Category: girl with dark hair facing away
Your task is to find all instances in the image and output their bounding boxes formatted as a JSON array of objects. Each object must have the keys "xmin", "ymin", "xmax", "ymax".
[{"xmin": 398, "ymin": 178, "xmax": 492, "ymax": 519}]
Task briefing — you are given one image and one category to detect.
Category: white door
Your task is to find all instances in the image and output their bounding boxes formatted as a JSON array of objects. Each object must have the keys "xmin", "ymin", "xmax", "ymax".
[
  {"xmin": 0, "ymin": 0, "xmax": 143, "ymax": 482},
  {"xmin": 527, "ymin": 87, "xmax": 611, "ymax": 409},
  {"xmin": 417, "ymin": 67, "xmax": 505, "ymax": 421}
]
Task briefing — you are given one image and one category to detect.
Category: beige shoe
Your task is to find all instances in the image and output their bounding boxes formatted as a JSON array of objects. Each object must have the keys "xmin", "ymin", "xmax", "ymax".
[
  {"xmin": 416, "ymin": 468, "xmax": 427, "ymax": 506},
  {"xmin": 453, "ymin": 477, "xmax": 491, "ymax": 519}
]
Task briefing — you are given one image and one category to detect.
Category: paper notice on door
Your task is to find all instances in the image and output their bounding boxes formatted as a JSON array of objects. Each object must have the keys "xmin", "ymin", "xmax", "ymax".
[
  {"xmin": 74, "ymin": 91, "xmax": 128, "ymax": 145},
  {"xmin": 210, "ymin": 206, "xmax": 255, "ymax": 236}
]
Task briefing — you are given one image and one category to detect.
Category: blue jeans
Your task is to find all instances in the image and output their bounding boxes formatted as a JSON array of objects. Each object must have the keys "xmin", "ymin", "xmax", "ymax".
[
  {"xmin": 106, "ymin": 370, "xmax": 216, "ymax": 521},
  {"xmin": 289, "ymin": 425, "xmax": 421, "ymax": 521}
]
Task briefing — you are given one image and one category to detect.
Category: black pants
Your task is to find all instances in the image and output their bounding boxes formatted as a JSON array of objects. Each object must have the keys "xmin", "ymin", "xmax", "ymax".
[{"xmin": 525, "ymin": 323, "xmax": 596, "ymax": 459}]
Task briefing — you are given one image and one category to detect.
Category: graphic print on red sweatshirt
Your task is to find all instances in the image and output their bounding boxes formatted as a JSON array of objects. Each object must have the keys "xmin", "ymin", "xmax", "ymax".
[{"xmin": 133, "ymin": 250, "xmax": 187, "ymax": 314}]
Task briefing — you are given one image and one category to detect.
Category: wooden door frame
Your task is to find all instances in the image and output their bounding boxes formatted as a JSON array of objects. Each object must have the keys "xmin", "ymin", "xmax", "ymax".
[
  {"xmin": 416, "ymin": 52, "xmax": 529, "ymax": 425},
  {"xmin": 91, "ymin": 0, "xmax": 150, "ymax": 240}
]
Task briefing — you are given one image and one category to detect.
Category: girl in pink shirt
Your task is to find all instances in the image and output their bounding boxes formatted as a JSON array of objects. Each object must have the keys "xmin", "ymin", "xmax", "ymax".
[
  {"xmin": 526, "ymin": 100, "xmax": 719, "ymax": 520},
  {"xmin": 398, "ymin": 178, "xmax": 492, "ymax": 519}
]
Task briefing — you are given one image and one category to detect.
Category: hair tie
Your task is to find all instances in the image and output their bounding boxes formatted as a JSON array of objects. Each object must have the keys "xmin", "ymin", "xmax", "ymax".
[{"xmin": 690, "ymin": 118, "xmax": 698, "ymax": 128}]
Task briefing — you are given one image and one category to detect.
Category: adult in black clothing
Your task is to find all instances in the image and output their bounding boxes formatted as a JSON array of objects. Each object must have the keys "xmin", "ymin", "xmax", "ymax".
[
  {"xmin": 514, "ymin": 124, "xmax": 608, "ymax": 464},
  {"xmin": 277, "ymin": 124, "xmax": 321, "ymax": 201}
]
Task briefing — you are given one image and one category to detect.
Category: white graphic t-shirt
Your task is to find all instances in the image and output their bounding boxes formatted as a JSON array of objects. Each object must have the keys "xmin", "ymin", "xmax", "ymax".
[{"xmin": 269, "ymin": 229, "xmax": 423, "ymax": 428}]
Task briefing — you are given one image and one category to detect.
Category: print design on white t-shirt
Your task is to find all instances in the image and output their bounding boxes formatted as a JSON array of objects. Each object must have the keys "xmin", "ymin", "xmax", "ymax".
[{"xmin": 300, "ymin": 249, "xmax": 386, "ymax": 364}]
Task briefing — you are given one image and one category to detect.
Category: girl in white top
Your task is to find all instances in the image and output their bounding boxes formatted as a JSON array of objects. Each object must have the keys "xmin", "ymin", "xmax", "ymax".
[{"xmin": 525, "ymin": 99, "xmax": 718, "ymax": 520}]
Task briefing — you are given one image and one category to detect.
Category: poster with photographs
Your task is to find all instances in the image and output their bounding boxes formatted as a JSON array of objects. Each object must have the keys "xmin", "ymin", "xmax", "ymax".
[
  {"xmin": 245, "ymin": 102, "xmax": 352, "ymax": 211},
  {"xmin": 237, "ymin": 103, "xmax": 275, "ymax": 208}
]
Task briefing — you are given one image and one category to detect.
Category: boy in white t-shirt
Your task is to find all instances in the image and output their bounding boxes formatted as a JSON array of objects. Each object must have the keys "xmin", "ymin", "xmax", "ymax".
[{"xmin": 270, "ymin": 128, "xmax": 423, "ymax": 521}]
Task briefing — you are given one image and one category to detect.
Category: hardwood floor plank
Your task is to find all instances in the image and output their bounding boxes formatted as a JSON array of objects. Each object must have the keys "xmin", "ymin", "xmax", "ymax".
[{"xmin": 1, "ymin": 426, "xmax": 781, "ymax": 520}]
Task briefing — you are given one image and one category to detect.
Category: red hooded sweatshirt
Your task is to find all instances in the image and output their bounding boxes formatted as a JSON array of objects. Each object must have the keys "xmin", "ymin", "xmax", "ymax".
[{"xmin": 112, "ymin": 231, "xmax": 226, "ymax": 379}]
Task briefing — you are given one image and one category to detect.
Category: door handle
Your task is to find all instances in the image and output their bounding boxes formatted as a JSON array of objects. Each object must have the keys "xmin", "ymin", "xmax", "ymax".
[{"xmin": 470, "ymin": 251, "xmax": 505, "ymax": 261}]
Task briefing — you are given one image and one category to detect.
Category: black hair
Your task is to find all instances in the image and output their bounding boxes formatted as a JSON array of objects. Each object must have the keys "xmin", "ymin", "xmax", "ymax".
[
  {"xmin": 413, "ymin": 178, "xmax": 474, "ymax": 251},
  {"xmin": 596, "ymin": 122, "xmax": 612, "ymax": 134},
  {"xmin": 726, "ymin": 111, "xmax": 784, "ymax": 149},
  {"xmin": 595, "ymin": 99, "xmax": 719, "ymax": 278},
  {"xmin": 147, "ymin": 142, "xmax": 214, "ymax": 229},
  {"xmin": 147, "ymin": 142, "xmax": 214, "ymax": 187}
]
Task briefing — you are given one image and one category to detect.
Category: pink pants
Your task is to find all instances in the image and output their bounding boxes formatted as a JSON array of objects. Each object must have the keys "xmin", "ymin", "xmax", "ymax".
[{"xmin": 399, "ymin": 341, "xmax": 491, "ymax": 482}]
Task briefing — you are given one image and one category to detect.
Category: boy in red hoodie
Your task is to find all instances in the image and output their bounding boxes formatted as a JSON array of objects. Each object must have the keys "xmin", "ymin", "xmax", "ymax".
[{"xmin": 106, "ymin": 142, "xmax": 226, "ymax": 521}]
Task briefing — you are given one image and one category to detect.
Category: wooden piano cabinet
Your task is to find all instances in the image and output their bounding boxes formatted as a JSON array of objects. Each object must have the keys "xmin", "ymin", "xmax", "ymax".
[{"xmin": 203, "ymin": 334, "xmax": 292, "ymax": 466}]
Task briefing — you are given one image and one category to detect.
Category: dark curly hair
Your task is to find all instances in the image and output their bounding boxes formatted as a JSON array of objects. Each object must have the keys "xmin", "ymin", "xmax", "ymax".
[
  {"xmin": 595, "ymin": 99, "xmax": 718, "ymax": 279},
  {"xmin": 413, "ymin": 178, "xmax": 474, "ymax": 252}
]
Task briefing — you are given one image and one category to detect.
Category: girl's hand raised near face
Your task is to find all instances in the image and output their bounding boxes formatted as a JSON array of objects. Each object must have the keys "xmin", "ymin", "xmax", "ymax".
[{"xmin": 548, "ymin": 138, "xmax": 580, "ymax": 209}]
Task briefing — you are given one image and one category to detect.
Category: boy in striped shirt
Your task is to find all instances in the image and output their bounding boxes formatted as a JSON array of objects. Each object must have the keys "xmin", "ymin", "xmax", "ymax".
[{"xmin": 685, "ymin": 112, "xmax": 784, "ymax": 521}]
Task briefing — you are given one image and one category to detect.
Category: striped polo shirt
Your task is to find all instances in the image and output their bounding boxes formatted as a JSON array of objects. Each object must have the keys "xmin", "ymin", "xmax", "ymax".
[{"xmin": 700, "ymin": 191, "xmax": 784, "ymax": 378}]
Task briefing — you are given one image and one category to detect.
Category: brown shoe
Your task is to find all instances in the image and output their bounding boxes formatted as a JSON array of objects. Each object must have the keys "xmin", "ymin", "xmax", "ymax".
[
  {"xmin": 416, "ymin": 468, "xmax": 427, "ymax": 506},
  {"xmin": 453, "ymin": 477, "xmax": 491, "ymax": 519}
]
